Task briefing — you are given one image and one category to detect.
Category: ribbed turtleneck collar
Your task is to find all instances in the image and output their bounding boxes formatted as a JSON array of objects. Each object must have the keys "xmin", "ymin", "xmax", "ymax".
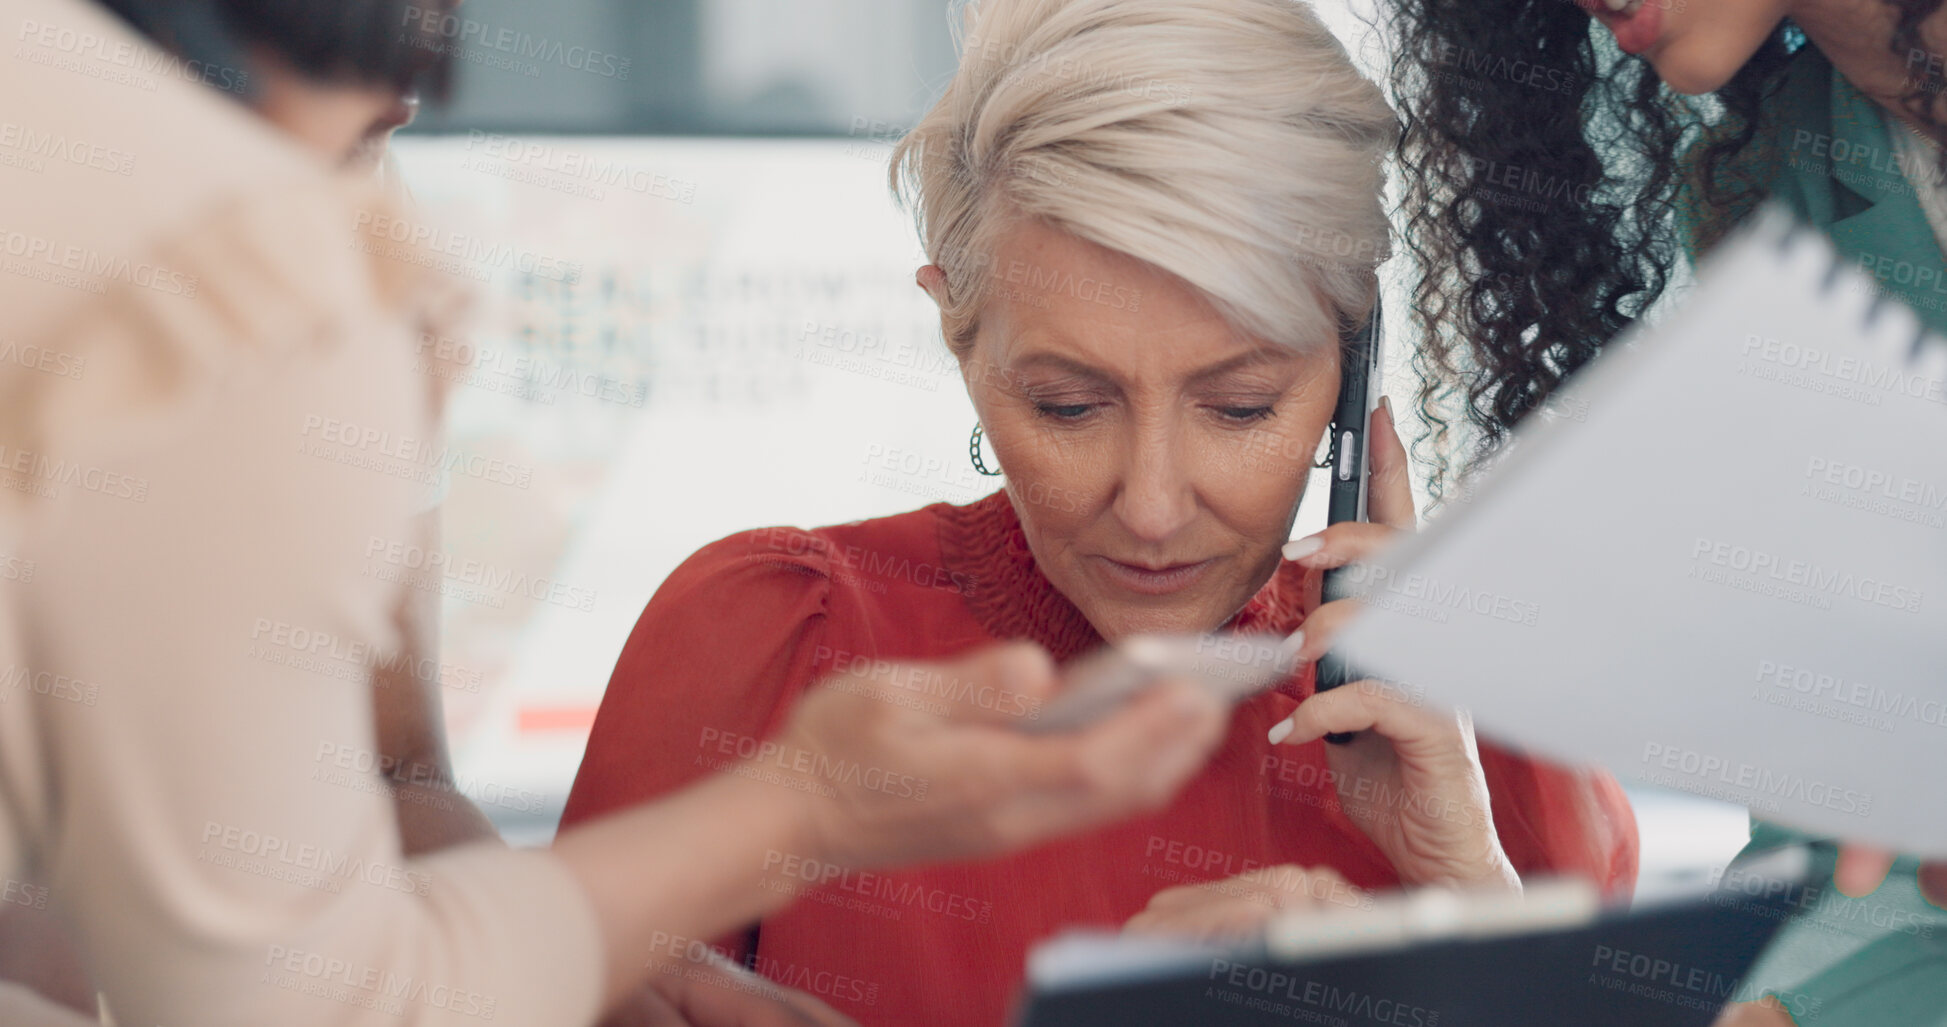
[{"xmin": 934, "ymin": 491, "xmax": 1317, "ymax": 670}]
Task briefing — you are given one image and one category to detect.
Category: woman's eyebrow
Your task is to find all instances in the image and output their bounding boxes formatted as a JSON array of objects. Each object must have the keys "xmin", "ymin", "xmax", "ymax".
[
  {"xmin": 1007, "ymin": 348, "xmax": 1303, "ymax": 388},
  {"xmin": 1009, "ymin": 351, "xmax": 1115, "ymax": 382},
  {"xmin": 1185, "ymin": 349, "xmax": 1299, "ymax": 384}
]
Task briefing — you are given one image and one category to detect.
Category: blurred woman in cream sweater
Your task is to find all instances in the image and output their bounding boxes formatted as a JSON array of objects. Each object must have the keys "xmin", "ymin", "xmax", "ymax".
[{"xmin": 0, "ymin": 1, "xmax": 1232, "ymax": 1023}]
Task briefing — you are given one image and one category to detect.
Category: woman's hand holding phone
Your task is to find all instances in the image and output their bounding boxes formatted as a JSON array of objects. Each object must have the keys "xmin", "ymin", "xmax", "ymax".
[
  {"xmin": 774, "ymin": 642, "xmax": 1229, "ymax": 873},
  {"xmin": 1268, "ymin": 399, "xmax": 1519, "ymax": 892},
  {"xmin": 559, "ymin": 643, "xmax": 1228, "ymax": 1014}
]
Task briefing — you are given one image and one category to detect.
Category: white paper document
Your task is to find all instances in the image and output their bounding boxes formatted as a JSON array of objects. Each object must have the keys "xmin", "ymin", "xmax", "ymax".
[{"xmin": 1337, "ymin": 209, "xmax": 1947, "ymax": 855}]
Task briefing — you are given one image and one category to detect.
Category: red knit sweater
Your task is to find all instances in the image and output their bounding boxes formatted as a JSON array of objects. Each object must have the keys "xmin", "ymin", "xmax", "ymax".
[{"xmin": 562, "ymin": 492, "xmax": 1639, "ymax": 1027}]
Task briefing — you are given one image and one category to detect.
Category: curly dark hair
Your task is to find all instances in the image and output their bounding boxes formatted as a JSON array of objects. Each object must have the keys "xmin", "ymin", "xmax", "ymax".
[{"xmin": 1381, "ymin": 0, "xmax": 1947, "ymax": 503}]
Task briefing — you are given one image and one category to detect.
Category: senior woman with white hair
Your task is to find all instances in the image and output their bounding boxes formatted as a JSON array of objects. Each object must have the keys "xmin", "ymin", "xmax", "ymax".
[{"xmin": 564, "ymin": 1, "xmax": 1639, "ymax": 1025}]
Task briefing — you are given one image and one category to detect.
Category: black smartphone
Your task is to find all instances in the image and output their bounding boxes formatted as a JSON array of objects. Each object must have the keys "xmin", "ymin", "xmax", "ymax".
[{"xmin": 1313, "ymin": 301, "xmax": 1382, "ymax": 743}]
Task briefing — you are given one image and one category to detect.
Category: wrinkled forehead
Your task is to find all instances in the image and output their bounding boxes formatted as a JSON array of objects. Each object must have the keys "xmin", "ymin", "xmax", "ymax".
[{"xmin": 963, "ymin": 216, "xmax": 1346, "ymax": 368}]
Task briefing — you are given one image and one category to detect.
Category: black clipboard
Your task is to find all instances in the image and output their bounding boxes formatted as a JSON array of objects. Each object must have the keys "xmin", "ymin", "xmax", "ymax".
[{"xmin": 1015, "ymin": 850, "xmax": 1813, "ymax": 1027}]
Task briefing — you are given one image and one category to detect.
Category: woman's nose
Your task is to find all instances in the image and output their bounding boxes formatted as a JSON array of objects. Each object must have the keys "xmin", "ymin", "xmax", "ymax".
[{"xmin": 1110, "ymin": 423, "xmax": 1198, "ymax": 544}]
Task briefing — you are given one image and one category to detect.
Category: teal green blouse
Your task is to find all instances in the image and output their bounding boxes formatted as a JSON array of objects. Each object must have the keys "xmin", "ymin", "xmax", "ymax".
[{"xmin": 1680, "ymin": 47, "xmax": 1947, "ymax": 1026}]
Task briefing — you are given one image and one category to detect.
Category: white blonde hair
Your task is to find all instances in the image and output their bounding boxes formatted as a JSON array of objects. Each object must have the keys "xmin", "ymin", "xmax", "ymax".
[{"xmin": 892, "ymin": 0, "xmax": 1396, "ymax": 354}]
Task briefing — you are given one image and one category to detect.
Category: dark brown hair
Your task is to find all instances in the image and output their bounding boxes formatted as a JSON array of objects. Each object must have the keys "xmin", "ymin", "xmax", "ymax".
[{"xmin": 95, "ymin": 0, "xmax": 455, "ymax": 99}]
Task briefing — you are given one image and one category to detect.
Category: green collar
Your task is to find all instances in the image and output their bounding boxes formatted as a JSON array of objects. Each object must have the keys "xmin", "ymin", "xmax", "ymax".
[{"xmin": 1775, "ymin": 50, "xmax": 1947, "ymax": 336}]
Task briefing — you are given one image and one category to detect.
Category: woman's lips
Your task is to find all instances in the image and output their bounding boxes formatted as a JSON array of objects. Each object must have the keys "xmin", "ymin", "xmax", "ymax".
[
  {"xmin": 1579, "ymin": 0, "xmax": 1664, "ymax": 56},
  {"xmin": 1094, "ymin": 557, "xmax": 1215, "ymax": 596}
]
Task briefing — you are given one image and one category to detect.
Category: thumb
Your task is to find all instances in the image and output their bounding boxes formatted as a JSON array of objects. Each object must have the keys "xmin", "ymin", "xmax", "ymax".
[
  {"xmin": 1833, "ymin": 845, "xmax": 1897, "ymax": 898},
  {"xmin": 1366, "ymin": 397, "xmax": 1415, "ymax": 531},
  {"xmin": 1919, "ymin": 862, "xmax": 1947, "ymax": 911}
]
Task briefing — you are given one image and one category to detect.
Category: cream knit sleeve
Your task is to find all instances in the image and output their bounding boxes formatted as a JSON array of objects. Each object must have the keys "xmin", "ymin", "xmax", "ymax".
[{"xmin": 0, "ymin": 179, "xmax": 604, "ymax": 1026}]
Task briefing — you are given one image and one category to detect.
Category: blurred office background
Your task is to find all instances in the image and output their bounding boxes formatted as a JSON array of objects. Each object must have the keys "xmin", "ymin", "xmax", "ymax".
[{"xmin": 390, "ymin": 0, "xmax": 1748, "ymax": 905}]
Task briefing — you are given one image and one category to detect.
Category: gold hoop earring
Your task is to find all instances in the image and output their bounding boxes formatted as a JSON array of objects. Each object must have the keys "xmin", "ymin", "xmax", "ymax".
[{"xmin": 969, "ymin": 423, "xmax": 1002, "ymax": 476}]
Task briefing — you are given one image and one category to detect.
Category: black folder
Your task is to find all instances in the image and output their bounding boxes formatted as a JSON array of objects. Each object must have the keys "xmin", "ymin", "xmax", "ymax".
[{"xmin": 1016, "ymin": 853, "xmax": 1812, "ymax": 1027}]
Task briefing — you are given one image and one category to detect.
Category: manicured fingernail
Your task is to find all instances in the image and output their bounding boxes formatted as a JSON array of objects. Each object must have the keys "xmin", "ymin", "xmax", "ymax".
[
  {"xmin": 1276, "ymin": 630, "xmax": 1305, "ymax": 663},
  {"xmin": 1267, "ymin": 717, "xmax": 1295, "ymax": 745},
  {"xmin": 1283, "ymin": 537, "xmax": 1322, "ymax": 561},
  {"xmin": 1378, "ymin": 395, "xmax": 1393, "ymax": 419}
]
